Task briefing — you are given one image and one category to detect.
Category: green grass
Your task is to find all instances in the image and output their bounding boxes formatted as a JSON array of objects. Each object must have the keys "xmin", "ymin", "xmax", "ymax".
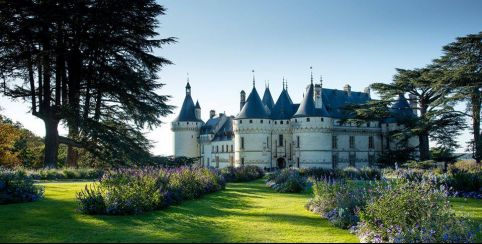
[
  {"xmin": 1, "ymin": 180, "xmax": 481, "ymax": 243},
  {"xmin": 0, "ymin": 179, "xmax": 358, "ymax": 243}
]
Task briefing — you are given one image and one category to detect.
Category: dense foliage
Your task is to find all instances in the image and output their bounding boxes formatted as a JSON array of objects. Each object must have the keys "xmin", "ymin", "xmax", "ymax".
[
  {"xmin": 390, "ymin": 160, "xmax": 482, "ymax": 199},
  {"xmin": 306, "ymin": 178, "xmax": 369, "ymax": 229},
  {"xmin": 266, "ymin": 169, "xmax": 307, "ymax": 193},
  {"xmin": 306, "ymin": 175, "xmax": 478, "ymax": 243},
  {"xmin": 20, "ymin": 167, "xmax": 104, "ymax": 181},
  {"xmin": 0, "ymin": 168, "xmax": 44, "ymax": 204},
  {"xmin": 220, "ymin": 166, "xmax": 264, "ymax": 182},
  {"xmin": 356, "ymin": 180, "xmax": 477, "ymax": 243},
  {"xmin": 77, "ymin": 166, "xmax": 225, "ymax": 215},
  {"xmin": 300, "ymin": 167, "xmax": 382, "ymax": 181}
]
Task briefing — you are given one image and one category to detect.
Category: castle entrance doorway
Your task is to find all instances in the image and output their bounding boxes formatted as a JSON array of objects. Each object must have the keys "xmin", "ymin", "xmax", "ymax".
[{"xmin": 277, "ymin": 158, "xmax": 286, "ymax": 169}]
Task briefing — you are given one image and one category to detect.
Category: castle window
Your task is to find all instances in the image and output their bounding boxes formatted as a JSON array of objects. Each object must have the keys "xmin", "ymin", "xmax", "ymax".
[
  {"xmin": 297, "ymin": 158, "xmax": 300, "ymax": 168},
  {"xmin": 260, "ymin": 120, "xmax": 263, "ymax": 124},
  {"xmin": 222, "ymin": 145, "xmax": 224, "ymax": 152},
  {"xmin": 287, "ymin": 121, "xmax": 289, "ymax": 124},
  {"xmin": 241, "ymin": 137, "xmax": 245, "ymax": 149},
  {"xmin": 280, "ymin": 121, "xmax": 284, "ymax": 125},
  {"xmin": 249, "ymin": 120, "xmax": 253, "ymax": 123},
  {"xmin": 187, "ymin": 122, "xmax": 189, "ymax": 125},
  {"xmin": 349, "ymin": 154, "xmax": 356, "ymax": 167},
  {"xmin": 212, "ymin": 146, "xmax": 214, "ymax": 152},
  {"xmin": 279, "ymin": 135, "xmax": 284, "ymax": 146},
  {"xmin": 216, "ymin": 146, "xmax": 219, "ymax": 152},
  {"xmin": 241, "ymin": 157, "xmax": 245, "ymax": 166},
  {"xmin": 332, "ymin": 154, "xmax": 338, "ymax": 168},
  {"xmin": 275, "ymin": 121, "xmax": 277, "ymax": 125},
  {"xmin": 369, "ymin": 136, "xmax": 374, "ymax": 149},
  {"xmin": 240, "ymin": 120, "xmax": 242, "ymax": 124},
  {"xmin": 307, "ymin": 118, "xmax": 310, "ymax": 122},
  {"xmin": 349, "ymin": 136, "xmax": 355, "ymax": 149},
  {"xmin": 202, "ymin": 146, "xmax": 204, "ymax": 154},
  {"xmin": 321, "ymin": 118, "xmax": 324, "ymax": 122},
  {"xmin": 266, "ymin": 137, "xmax": 269, "ymax": 148},
  {"xmin": 367, "ymin": 122, "xmax": 370, "ymax": 127},
  {"xmin": 231, "ymin": 145, "xmax": 233, "ymax": 152},
  {"xmin": 295, "ymin": 119, "xmax": 298, "ymax": 123},
  {"xmin": 297, "ymin": 136, "xmax": 300, "ymax": 148},
  {"xmin": 332, "ymin": 136, "xmax": 338, "ymax": 149},
  {"xmin": 368, "ymin": 154, "xmax": 375, "ymax": 166}
]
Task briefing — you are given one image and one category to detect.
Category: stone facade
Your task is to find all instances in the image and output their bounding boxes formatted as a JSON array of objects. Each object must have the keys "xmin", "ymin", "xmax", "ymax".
[{"xmin": 172, "ymin": 76, "xmax": 418, "ymax": 169}]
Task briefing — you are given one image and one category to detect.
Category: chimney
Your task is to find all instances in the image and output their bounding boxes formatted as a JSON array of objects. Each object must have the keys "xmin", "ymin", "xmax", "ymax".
[
  {"xmin": 209, "ymin": 110, "xmax": 216, "ymax": 119},
  {"xmin": 408, "ymin": 94, "xmax": 417, "ymax": 115},
  {"xmin": 240, "ymin": 90, "xmax": 246, "ymax": 111},
  {"xmin": 344, "ymin": 84, "xmax": 351, "ymax": 96}
]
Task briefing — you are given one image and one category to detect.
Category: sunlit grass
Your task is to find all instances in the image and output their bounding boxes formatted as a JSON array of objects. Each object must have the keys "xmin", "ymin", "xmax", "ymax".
[{"xmin": 0, "ymin": 179, "xmax": 358, "ymax": 243}]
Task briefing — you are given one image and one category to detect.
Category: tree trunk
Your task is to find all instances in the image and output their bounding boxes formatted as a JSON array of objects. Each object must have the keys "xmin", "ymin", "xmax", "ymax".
[
  {"xmin": 418, "ymin": 133, "xmax": 430, "ymax": 161},
  {"xmin": 418, "ymin": 100, "xmax": 430, "ymax": 161},
  {"xmin": 66, "ymin": 126, "xmax": 80, "ymax": 168},
  {"xmin": 43, "ymin": 117, "xmax": 60, "ymax": 168},
  {"xmin": 471, "ymin": 87, "xmax": 481, "ymax": 163}
]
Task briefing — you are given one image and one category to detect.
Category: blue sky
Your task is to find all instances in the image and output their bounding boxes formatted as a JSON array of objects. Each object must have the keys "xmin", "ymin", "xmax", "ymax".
[{"xmin": 1, "ymin": 0, "xmax": 481, "ymax": 155}]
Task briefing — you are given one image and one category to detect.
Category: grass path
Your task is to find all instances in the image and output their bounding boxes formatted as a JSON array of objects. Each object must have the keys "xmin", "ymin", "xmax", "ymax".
[{"xmin": 0, "ymin": 179, "xmax": 358, "ymax": 243}]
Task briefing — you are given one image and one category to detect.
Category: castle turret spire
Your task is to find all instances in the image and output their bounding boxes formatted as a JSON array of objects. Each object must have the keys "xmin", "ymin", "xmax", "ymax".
[
  {"xmin": 185, "ymin": 73, "xmax": 191, "ymax": 96},
  {"xmin": 310, "ymin": 66, "xmax": 313, "ymax": 85},
  {"xmin": 252, "ymin": 69, "xmax": 255, "ymax": 87}
]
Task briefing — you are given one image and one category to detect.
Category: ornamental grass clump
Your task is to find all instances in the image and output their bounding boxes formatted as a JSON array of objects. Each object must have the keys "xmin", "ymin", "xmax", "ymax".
[
  {"xmin": 355, "ymin": 179, "xmax": 478, "ymax": 243},
  {"xmin": 77, "ymin": 166, "xmax": 225, "ymax": 215},
  {"xmin": 220, "ymin": 166, "xmax": 264, "ymax": 182},
  {"xmin": 0, "ymin": 167, "xmax": 44, "ymax": 204},
  {"xmin": 266, "ymin": 169, "xmax": 307, "ymax": 193}
]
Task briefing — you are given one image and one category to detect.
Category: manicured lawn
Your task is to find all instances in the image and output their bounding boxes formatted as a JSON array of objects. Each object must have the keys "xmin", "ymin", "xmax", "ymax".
[
  {"xmin": 1, "ymin": 180, "xmax": 481, "ymax": 243},
  {"xmin": 0, "ymin": 179, "xmax": 357, "ymax": 243}
]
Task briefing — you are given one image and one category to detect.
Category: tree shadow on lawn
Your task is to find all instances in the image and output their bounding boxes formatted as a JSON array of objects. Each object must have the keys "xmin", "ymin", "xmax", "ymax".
[{"xmin": 0, "ymin": 182, "xmax": 263, "ymax": 242}]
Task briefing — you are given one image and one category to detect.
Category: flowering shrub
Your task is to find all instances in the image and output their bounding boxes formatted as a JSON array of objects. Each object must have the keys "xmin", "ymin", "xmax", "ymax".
[
  {"xmin": 300, "ymin": 167, "xmax": 382, "ymax": 181},
  {"xmin": 0, "ymin": 167, "xmax": 44, "ymax": 204},
  {"xmin": 355, "ymin": 179, "xmax": 477, "ymax": 243},
  {"xmin": 266, "ymin": 169, "xmax": 307, "ymax": 193},
  {"xmin": 306, "ymin": 178, "xmax": 369, "ymax": 229},
  {"xmin": 220, "ymin": 166, "xmax": 264, "ymax": 182},
  {"xmin": 393, "ymin": 167, "xmax": 482, "ymax": 199},
  {"xmin": 77, "ymin": 166, "xmax": 225, "ymax": 215}
]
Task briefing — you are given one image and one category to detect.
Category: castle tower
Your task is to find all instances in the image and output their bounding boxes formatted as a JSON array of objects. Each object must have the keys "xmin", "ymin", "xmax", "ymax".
[
  {"xmin": 270, "ymin": 80, "xmax": 295, "ymax": 168},
  {"xmin": 292, "ymin": 69, "xmax": 333, "ymax": 169},
  {"xmin": 233, "ymin": 73, "xmax": 272, "ymax": 168},
  {"xmin": 171, "ymin": 81, "xmax": 204, "ymax": 158}
]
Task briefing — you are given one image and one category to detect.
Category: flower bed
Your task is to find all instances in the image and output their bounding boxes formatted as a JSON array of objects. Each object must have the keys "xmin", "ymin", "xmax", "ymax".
[
  {"xmin": 306, "ymin": 176, "xmax": 479, "ymax": 243},
  {"xmin": 77, "ymin": 166, "xmax": 225, "ymax": 215},
  {"xmin": 266, "ymin": 169, "xmax": 307, "ymax": 193},
  {"xmin": 220, "ymin": 166, "xmax": 264, "ymax": 182},
  {"xmin": 300, "ymin": 167, "xmax": 382, "ymax": 181},
  {"xmin": 0, "ymin": 168, "xmax": 44, "ymax": 204}
]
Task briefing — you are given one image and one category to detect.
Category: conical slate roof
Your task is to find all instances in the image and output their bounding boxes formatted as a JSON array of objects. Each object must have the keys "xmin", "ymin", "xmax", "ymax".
[
  {"xmin": 384, "ymin": 94, "xmax": 416, "ymax": 123},
  {"xmin": 195, "ymin": 100, "xmax": 201, "ymax": 109},
  {"xmin": 236, "ymin": 87, "xmax": 270, "ymax": 119},
  {"xmin": 262, "ymin": 87, "xmax": 275, "ymax": 111},
  {"xmin": 173, "ymin": 94, "xmax": 203, "ymax": 122},
  {"xmin": 293, "ymin": 83, "xmax": 317, "ymax": 117},
  {"xmin": 271, "ymin": 89, "xmax": 295, "ymax": 120}
]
